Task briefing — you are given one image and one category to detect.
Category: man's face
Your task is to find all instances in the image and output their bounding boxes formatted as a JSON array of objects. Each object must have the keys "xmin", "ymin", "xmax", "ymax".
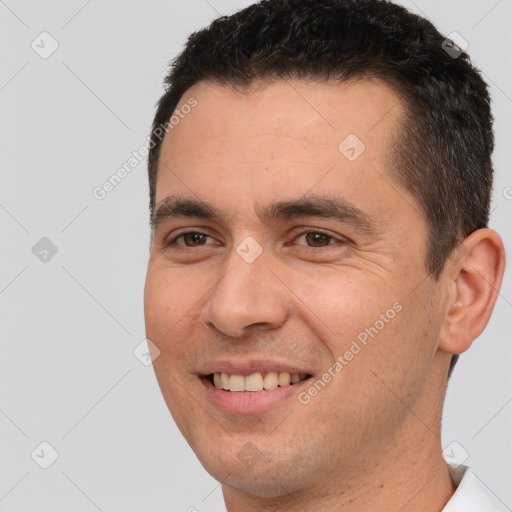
[{"xmin": 144, "ymin": 79, "xmax": 449, "ymax": 495}]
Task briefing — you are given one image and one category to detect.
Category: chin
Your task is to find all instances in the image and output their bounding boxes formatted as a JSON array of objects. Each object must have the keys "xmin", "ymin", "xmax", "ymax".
[{"xmin": 195, "ymin": 441, "xmax": 316, "ymax": 499}]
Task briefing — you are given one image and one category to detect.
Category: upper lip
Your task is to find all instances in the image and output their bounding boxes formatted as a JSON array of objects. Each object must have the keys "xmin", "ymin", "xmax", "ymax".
[{"xmin": 197, "ymin": 359, "xmax": 314, "ymax": 377}]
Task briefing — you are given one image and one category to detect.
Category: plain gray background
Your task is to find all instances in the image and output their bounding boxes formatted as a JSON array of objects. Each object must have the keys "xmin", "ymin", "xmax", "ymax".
[{"xmin": 1, "ymin": 1, "xmax": 511, "ymax": 510}]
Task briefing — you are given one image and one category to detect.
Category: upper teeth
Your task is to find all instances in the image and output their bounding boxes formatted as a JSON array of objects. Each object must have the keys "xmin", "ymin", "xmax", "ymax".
[{"xmin": 212, "ymin": 372, "xmax": 307, "ymax": 392}]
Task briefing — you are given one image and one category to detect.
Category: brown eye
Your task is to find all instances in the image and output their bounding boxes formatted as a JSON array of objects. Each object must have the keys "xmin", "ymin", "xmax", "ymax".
[
  {"xmin": 294, "ymin": 230, "xmax": 341, "ymax": 248},
  {"xmin": 168, "ymin": 232, "xmax": 215, "ymax": 247},
  {"xmin": 181, "ymin": 233, "xmax": 207, "ymax": 246},
  {"xmin": 304, "ymin": 231, "xmax": 333, "ymax": 247}
]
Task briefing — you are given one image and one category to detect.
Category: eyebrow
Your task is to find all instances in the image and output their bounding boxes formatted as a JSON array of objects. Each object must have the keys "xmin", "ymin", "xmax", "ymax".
[
  {"xmin": 263, "ymin": 196, "xmax": 380, "ymax": 236},
  {"xmin": 151, "ymin": 196, "xmax": 221, "ymax": 227},
  {"xmin": 151, "ymin": 194, "xmax": 380, "ymax": 237}
]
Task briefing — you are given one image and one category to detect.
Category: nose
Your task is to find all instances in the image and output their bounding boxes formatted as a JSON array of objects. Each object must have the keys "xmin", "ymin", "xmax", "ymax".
[{"xmin": 202, "ymin": 250, "xmax": 288, "ymax": 338}]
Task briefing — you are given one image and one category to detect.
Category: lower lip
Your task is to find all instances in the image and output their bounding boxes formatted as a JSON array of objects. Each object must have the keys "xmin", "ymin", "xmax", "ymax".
[{"xmin": 201, "ymin": 376, "xmax": 311, "ymax": 414}]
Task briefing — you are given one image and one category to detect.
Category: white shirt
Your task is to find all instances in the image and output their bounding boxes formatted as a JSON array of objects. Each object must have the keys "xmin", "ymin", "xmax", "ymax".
[{"xmin": 443, "ymin": 465, "xmax": 506, "ymax": 511}]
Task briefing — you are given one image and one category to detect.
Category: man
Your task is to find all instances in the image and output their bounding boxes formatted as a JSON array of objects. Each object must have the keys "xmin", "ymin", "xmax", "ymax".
[{"xmin": 143, "ymin": 0, "xmax": 506, "ymax": 510}]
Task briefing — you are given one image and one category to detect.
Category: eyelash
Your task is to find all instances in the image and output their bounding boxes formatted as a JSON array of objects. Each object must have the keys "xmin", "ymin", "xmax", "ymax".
[{"xmin": 166, "ymin": 229, "xmax": 347, "ymax": 249}]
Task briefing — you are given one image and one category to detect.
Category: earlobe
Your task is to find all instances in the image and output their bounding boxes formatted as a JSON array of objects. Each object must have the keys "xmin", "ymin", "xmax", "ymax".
[{"xmin": 438, "ymin": 228, "xmax": 506, "ymax": 356}]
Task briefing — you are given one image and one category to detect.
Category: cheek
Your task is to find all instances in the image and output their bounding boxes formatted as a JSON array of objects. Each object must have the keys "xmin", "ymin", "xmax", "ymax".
[
  {"xmin": 144, "ymin": 269, "xmax": 203, "ymax": 433},
  {"xmin": 288, "ymin": 271, "xmax": 430, "ymax": 392},
  {"xmin": 143, "ymin": 266, "xmax": 198, "ymax": 354},
  {"xmin": 288, "ymin": 270, "xmax": 400, "ymax": 343}
]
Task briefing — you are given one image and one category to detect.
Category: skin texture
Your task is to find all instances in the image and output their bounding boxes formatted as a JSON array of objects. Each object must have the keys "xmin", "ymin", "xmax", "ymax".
[{"xmin": 144, "ymin": 78, "xmax": 505, "ymax": 511}]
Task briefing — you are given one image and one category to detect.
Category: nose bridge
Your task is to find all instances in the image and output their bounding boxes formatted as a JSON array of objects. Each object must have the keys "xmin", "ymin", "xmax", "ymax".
[{"xmin": 204, "ymin": 248, "xmax": 287, "ymax": 337}]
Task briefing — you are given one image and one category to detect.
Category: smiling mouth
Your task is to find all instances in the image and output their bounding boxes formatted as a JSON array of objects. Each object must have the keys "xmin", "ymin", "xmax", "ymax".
[{"xmin": 207, "ymin": 371, "xmax": 312, "ymax": 392}]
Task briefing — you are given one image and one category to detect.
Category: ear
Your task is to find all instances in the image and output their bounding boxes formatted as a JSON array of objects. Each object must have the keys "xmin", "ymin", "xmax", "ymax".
[{"xmin": 438, "ymin": 228, "xmax": 506, "ymax": 355}]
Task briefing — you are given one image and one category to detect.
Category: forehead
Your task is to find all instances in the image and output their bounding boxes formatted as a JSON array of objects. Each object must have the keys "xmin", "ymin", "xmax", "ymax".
[
  {"xmin": 155, "ymin": 78, "xmax": 411, "ymax": 223},
  {"xmin": 160, "ymin": 78, "xmax": 403, "ymax": 160}
]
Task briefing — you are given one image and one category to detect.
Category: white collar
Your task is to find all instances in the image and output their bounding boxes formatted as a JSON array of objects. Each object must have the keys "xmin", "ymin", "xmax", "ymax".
[{"xmin": 442, "ymin": 465, "xmax": 505, "ymax": 511}]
